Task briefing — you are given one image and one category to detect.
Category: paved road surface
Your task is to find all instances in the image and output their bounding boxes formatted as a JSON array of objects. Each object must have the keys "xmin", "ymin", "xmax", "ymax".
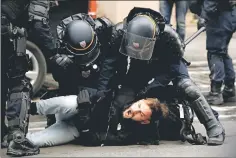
[{"xmin": 1, "ymin": 119, "xmax": 236, "ymax": 157}]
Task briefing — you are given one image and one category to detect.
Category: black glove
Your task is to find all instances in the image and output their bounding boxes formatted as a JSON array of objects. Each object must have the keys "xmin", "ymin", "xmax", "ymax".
[
  {"xmin": 197, "ymin": 18, "xmax": 207, "ymax": 30},
  {"xmin": 75, "ymin": 90, "xmax": 93, "ymax": 131},
  {"xmin": 50, "ymin": 54, "xmax": 73, "ymax": 70},
  {"xmin": 77, "ymin": 90, "xmax": 92, "ymax": 105}
]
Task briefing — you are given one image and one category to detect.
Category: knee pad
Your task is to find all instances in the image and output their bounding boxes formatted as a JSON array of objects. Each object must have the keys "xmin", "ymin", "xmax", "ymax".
[
  {"xmin": 7, "ymin": 91, "xmax": 31, "ymax": 134},
  {"xmin": 7, "ymin": 52, "xmax": 30, "ymax": 80},
  {"xmin": 8, "ymin": 78, "xmax": 32, "ymax": 94},
  {"xmin": 7, "ymin": 79, "xmax": 32, "ymax": 134},
  {"xmin": 177, "ymin": 78, "xmax": 202, "ymax": 102}
]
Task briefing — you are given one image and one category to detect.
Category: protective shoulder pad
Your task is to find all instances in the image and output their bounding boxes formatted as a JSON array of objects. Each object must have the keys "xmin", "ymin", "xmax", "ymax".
[
  {"xmin": 154, "ymin": 24, "xmax": 184, "ymax": 60},
  {"xmin": 110, "ymin": 22, "xmax": 124, "ymax": 46},
  {"xmin": 56, "ymin": 13, "xmax": 95, "ymax": 42},
  {"xmin": 94, "ymin": 17, "xmax": 114, "ymax": 45},
  {"xmin": 95, "ymin": 17, "xmax": 113, "ymax": 32}
]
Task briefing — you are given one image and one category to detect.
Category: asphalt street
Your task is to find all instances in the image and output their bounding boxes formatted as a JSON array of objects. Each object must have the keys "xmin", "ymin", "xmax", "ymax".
[
  {"xmin": 1, "ymin": 26, "xmax": 236, "ymax": 157},
  {"xmin": 1, "ymin": 119, "xmax": 236, "ymax": 157}
]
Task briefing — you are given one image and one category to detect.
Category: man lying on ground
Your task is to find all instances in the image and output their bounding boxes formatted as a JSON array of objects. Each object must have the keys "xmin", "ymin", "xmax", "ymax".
[{"xmin": 26, "ymin": 91, "xmax": 168, "ymax": 147}]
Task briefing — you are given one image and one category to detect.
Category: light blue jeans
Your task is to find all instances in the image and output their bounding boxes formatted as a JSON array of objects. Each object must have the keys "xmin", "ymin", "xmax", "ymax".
[
  {"xmin": 26, "ymin": 96, "xmax": 80, "ymax": 147},
  {"xmin": 159, "ymin": 0, "xmax": 189, "ymax": 40}
]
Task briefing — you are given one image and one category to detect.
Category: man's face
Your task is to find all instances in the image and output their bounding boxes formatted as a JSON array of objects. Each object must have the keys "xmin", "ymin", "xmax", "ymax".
[{"xmin": 123, "ymin": 99, "xmax": 152, "ymax": 124}]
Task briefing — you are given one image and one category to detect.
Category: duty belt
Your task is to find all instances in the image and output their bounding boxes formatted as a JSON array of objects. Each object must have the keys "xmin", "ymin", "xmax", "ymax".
[{"xmin": 29, "ymin": 15, "xmax": 48, "ymax": 24}]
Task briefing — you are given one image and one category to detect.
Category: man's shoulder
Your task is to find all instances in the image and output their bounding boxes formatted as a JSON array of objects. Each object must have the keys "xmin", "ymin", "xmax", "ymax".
[{"xmin": 107, "ymin": 21, "xmax": 124, "ymax": 47}]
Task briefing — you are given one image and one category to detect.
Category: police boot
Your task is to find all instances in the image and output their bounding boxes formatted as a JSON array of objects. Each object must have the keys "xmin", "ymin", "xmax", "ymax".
[
  {"xmin": 7, "ymin": 128, "xmax": 40, "ymax": 157},
  {"xmin": 223, "ymin": 79, "xmax": 235, "ymax": 101},
  {"xmin": 207, "ymin": 81, "xmax": 223, "ymax": 105},
  {"xmin": 192, "ymin": 96, "xmax": 225, "ymax": 145}
]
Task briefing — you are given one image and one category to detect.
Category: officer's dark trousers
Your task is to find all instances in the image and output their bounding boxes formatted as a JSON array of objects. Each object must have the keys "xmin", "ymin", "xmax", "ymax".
[
  {"xmin": 1, "ymin": 70, "xmax": 8, "ymax": 141},
  {"xmin": 206, "ymin": 8, "xmax": 236, "ymax": 83},
  {"xmin": 1, "ymin": 34, "xmax": 13, "ymax": 136},
  {"xmin": 28, "ymin": 20, "xmax": 56, "ymax": 60}
]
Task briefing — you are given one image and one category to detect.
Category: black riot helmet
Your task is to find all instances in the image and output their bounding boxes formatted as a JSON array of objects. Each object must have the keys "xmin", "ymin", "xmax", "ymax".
[
  {"xmin": 119, "ymin": 14, "xmax": 159, "ymax": 60},
  {"xmin": 63, "ymin": 20, "xmax": 100, "ymax": 66}
]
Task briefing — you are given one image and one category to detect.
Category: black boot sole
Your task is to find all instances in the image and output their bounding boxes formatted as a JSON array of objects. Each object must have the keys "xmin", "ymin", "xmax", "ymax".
[
  {"xmin": 207, "ymin": 140, "xmax": 224, "ymax": 146},
  {"xmin": 7, "ymin": 148, "xmax": 40, "ymax": 157},
  {"xmin": 207, "ymin": 134, "xmax": 225, "ymax": 146}
]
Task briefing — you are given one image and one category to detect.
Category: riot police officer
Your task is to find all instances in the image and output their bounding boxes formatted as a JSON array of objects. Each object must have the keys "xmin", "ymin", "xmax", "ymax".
[
  {"xmin": 1, "ymin": 0, "xmax": 39, "ymax": 156},
  {"xmin": 190, "ymin": 0, "xmax": 236, "ymax": 105},
  {"xmin": 85, "ymin": 7, "xmax": 225, "ymax": 146},
  {"xmin": 46, "ymin": 13, "xmax": 113, "ymax": 127},
  {"xmin": 1, "ymin": 0, "xmax": 57, "ymax": 134}
]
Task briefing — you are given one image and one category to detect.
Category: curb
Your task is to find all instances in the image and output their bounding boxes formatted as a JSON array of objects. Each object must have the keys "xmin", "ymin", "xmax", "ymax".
[{"xmin": 189, "ymin": 60, "xmax": 236, "ymax": 68}]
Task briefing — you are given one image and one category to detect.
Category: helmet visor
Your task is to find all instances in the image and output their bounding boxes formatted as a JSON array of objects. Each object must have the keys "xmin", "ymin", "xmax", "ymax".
[{"xmin": 119, "ymin": 31, "xmax": 156, "ymax": 60}]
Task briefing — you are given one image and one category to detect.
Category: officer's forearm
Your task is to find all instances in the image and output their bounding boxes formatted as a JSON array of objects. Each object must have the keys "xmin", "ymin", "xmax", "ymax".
[{"xmin": 97, "ymin": 56, "xmax": 117, "ymax": 91}]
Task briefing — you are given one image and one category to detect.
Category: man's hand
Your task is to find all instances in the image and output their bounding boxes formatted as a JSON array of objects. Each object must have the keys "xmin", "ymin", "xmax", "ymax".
[
  {"xmin": 77, "ymin": 90, "xmax": 92, "ymax": 105},
  {"xmin": 197, "ymin": 17, "xmax": 207, "ymax": 30},
  {"xmin": 50, "ymin": 54, "xmax": 73, "ymax": 70}
]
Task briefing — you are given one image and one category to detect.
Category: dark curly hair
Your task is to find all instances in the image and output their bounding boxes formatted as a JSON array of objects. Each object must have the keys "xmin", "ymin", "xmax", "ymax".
[{"xmin": 144, "ymin": 98, "xmax": 169, "ymax": 121}]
